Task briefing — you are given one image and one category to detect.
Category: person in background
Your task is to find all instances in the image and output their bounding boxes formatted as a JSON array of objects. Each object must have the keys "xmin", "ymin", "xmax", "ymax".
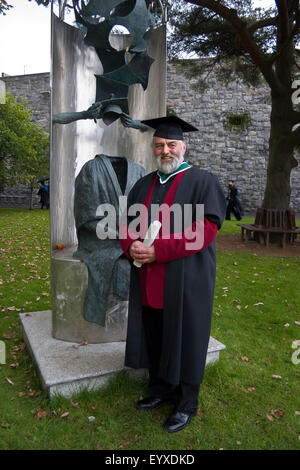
[
  {"xmin": 225, "ymin": 180, "xmax": 243, "ymax": 221},
  {"xmin": 37, "ymin": 179, "xmax": 49, "ymax": 210}
]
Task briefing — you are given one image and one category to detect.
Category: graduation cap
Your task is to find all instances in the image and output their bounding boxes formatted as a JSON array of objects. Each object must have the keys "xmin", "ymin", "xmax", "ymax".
[{"xmin": 141, "ymin": 116, "xmax": 198, "ymax": 140}]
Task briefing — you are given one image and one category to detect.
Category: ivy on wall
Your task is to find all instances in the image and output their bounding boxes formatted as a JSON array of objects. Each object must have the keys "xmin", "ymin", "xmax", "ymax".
[{"xmin": 223, "ymin": 110, "xmax": 251, "ymax": 133}]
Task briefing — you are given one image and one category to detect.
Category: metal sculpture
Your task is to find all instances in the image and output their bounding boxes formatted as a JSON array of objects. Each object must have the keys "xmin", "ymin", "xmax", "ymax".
[{"xmin": 53, "ymin": 0, "xmax": 162, "ymax": 129}]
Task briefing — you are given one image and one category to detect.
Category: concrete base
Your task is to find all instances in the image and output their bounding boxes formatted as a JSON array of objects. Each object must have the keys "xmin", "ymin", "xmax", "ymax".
[
  {"xmin": 51, "ymin": 247, "xmax": 128, "ymax": 344},
  {"xmin": 20, "ymin": 310, "xmax": 226, "ymax": 398}
]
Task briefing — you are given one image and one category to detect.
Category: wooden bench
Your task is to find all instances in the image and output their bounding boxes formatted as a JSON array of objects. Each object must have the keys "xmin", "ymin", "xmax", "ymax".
[{"xmin": 237, "ymin": 208, "xmax": 300, "ymax": 248}]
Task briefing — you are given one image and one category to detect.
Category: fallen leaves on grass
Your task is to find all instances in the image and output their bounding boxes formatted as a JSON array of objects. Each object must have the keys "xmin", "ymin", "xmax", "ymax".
[
  {"xmin": 266, "ymin": 409, "xmax": 285, "ymax": 421},
  {"xmin": 28, "ymin": 390, "xmax": 41, "ymax": 398},
  {"xmin": 119, "ymin": 438, "xmax": 130, "ymax": 448},
  {"xmin": 31, "ymin": 408, "xmax": 47, "ymax": 419},
  {"xmin": 37, "ymin": 410, "xmax": 47, "ymax": 419},
  {"xmin": 2, "ymin": 333, "xmax": 12, "ymax": 339},
  {"xmin": 9, "ymin": 362, "xmax": 19, "ymax": 369},
  {"xmin": 1, "ymin": 422, "xmax": 10, "ymax": 429},
  {"xmin": 11, "ymin": 343, "xmax": 26, "ymax": 353},
  {"xmin": 271, "ymin": 409, "xmax": 284, "ymax": 419}
]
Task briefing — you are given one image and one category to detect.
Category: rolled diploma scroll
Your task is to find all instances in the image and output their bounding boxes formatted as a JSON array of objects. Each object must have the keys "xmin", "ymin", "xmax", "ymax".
[{"xmin": 133, "ymin": 220, "xmax": 162, "ymax": 268}]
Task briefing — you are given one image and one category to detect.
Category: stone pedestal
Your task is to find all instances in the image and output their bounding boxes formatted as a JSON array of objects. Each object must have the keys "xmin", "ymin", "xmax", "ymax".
[
  {"xmin": 20, "ymin": 310, "xmax": 226, "ymax": 398},
  {"xmin": 51, "ymin": 246, "xmax": 128, "ymax": 343}
]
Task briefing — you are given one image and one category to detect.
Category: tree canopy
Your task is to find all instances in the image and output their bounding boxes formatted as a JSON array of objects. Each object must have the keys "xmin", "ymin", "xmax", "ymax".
[
  {"xmin": 0, "ymin": 91, "xmax": 49, "ymax": 191},
  {"xmin": 0, "ymin": 0, "xmax": 12, "ymax": 15},
  {"xmin": 170, "ymin": 1, "xmax": 300, "ymax": 87}
]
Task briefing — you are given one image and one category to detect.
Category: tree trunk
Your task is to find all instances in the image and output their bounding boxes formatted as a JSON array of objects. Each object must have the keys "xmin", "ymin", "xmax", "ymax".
[{"xmin": 263, "ymin": 93, "xmax": 298, "ymax": 210}]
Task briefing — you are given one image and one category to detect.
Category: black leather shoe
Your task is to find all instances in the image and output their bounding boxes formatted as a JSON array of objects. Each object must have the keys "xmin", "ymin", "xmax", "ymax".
[
  {"xmin": 136, "ymin": 396, "xmax": 170, "ymax": 411},
  {"xmin": 163, "ymin": 411, "xmax": 196, "ymax": 433}
]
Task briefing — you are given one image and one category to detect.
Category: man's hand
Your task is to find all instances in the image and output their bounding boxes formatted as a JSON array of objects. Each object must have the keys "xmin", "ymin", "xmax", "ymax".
[{"xmin": 129, "ymin": 240, "xmax": 156, "ymax": 265}]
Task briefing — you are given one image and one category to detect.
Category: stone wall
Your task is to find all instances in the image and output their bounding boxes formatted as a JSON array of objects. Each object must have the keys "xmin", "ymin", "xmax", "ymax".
[
  {"xmin": 1, "ymin": 67, "xmax": 300, "ymax": 212},
  {"xmin": 1, "ymin": 72, "xmax": 50, "ymax": 130}
]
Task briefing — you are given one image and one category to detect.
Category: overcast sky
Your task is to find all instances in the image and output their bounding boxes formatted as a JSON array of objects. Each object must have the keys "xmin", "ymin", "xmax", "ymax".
[
  {"xmin": 0, "ymin": 0, "xmax": 275, "ymax": 77},
  {"xmin": 0, "ymin": 0, "xmax": 51, "ymax": 75}
]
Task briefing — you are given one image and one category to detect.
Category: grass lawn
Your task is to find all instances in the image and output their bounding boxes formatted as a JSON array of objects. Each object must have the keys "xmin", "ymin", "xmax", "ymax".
[{"xmin": 0, "ymin": 208, "xmax": 299, "ymax": 450}]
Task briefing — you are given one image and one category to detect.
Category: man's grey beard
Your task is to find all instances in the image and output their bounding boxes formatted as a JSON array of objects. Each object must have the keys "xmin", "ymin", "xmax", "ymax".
[{"xmin": 155, "ymin": 151, "xmax": 185, "ymax": 174}]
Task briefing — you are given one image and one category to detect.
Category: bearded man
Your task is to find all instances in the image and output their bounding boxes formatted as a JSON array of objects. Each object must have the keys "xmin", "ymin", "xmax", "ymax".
[{"xmin": 120, "ymin": 116, "xmax": 226, "ymax": 433}]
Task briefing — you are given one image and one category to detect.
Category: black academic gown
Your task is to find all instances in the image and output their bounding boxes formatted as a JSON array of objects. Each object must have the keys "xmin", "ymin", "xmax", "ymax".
[{"xmin": 124, "ymin": 167, "xmax": 226, "ymax": 385}]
